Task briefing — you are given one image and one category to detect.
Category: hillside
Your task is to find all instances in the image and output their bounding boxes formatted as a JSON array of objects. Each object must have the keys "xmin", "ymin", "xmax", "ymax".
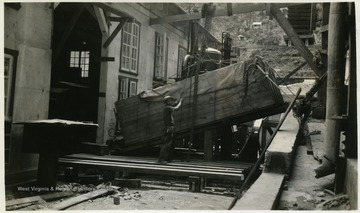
[
  {"xmin": 177, "ymin": 3, "xmax": 319, "ymax": 78},
  {"xmin": 177, "ymin": 3, "xmax": 286, "ymax": 46}
]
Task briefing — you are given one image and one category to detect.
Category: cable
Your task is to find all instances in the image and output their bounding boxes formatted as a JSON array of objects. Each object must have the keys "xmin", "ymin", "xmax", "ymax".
[{"xmin": 256, "ymin": 64, "xmax": 296, "ymax": 101}]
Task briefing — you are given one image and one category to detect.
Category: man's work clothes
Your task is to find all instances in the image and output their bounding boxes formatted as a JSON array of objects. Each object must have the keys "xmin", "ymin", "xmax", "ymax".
[{"xmin": 159, "ymin": 106, "xmax": 176, "ymax": 161}]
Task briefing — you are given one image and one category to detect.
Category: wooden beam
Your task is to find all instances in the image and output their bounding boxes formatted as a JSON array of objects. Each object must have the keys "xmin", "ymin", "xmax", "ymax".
[
  {"xmin": 92, "ymin": 3, "xmax": 132, "ymax": 19},
  {"xmin": 52, "ymin": 4, "xmax": 84, "ymax": 65},
  {"xmin": 278, "ymin": 61, "xmax": 307, "ymax": 84},
  {"xmin": 103, "ymin": 17, "xmax": 130, "ymax": 48},
  {"xmin": 51, "ymin": 188, "xmax": 113, "ymax": 210},
  {"xmin": 94, "ymin": 57, "xmax": 116, "ymax": 62},
  {"xmin": 228, "ymin": 88, "xmax": 302, "ymax": 210},
  {"xmin": 270, "ymin": 4, "xmax": 324, "ymax": 77},
  {"xmin": 93, "ymin": 6, "xmax": 109, "ymax": 35},
  {"xmin": 84, "ymin": 3, "xmax": 97, "ymax": 21},
  {"xmin": 6, "ymin": 191, "xmax": 73, "ymax": 210},
  {"xmin": 6, "ymin": 196, "xmax": 43, "ymax": 209},
  {"xmin": 150, "ymin": 3, "xmax": 304, "ymax": 25},
  {"xmin": 109, "ymin": 16, "xmax": 134, "ymax": 22}
]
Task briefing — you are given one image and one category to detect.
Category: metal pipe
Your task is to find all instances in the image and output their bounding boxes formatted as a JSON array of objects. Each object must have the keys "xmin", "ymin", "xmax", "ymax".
[{"xmin": 314, "ymin": 3, "xmax": 347, "ymax": 178}]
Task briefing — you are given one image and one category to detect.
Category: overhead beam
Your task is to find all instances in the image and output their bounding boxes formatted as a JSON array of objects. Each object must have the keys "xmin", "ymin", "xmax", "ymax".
[
  {"xmin": 103, "ymin": 17, "xmax": 131, "ymax": 48},
  {"xmin": 150, "ymin": 3, "xmax": 304, "ymax": 25},
  {"xmin": 52, "ymin": 4, "xmax": 84, "ymax": 65},
  {"xmin": 270, "ymin": 4, "xmax": 324, "ymax": 77},
  {"xmin": 92, "ymin": 3, "xmax": 133, "ymax": 19},
  {"xmin": 84, "ymin": 3, "xmax": 97, "ymax": 21}
]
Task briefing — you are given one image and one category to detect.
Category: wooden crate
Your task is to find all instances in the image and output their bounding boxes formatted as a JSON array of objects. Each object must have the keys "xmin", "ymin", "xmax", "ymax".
[{"xmin": 116, "ymin": 57, "xmax": 285, "ymax": 150}]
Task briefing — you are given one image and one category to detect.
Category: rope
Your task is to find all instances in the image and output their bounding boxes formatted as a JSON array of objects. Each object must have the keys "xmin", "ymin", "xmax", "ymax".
[
  {"xmin": 256, "ymin": 64, "xmax": 296, "ymax": 101},
  {"xmin": 272, "ymin": 67, "xmax": 297, "ymax": 97}
]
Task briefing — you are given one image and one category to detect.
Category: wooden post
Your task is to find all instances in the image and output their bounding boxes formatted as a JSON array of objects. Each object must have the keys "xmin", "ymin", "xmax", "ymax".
[
  {"xmin": 37, "ymin": 153, "xmax": 59, "ymax": 188},
  {"xmin": 315, "ymin": 3, "xmax": 347, "ymax": 179},
  {"xmin": 204, "ymin": 130, "xmax": 213, "ymax": 161},
  {"xmin": 52, "ymin": 4, "xmax": 84, "ymax": 65},
  {"xmin": 346, "ymin": 2, "xmax": 357, "ymax": 158},
  {"xmin": 318, "ymin": 3, "xmax": 330, "ymax": 106}
]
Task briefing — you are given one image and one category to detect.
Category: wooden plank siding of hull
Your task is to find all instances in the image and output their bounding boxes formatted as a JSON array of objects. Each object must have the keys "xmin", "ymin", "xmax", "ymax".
[{"xmin": 116, "ymin": 57, "xmax": 285, "ymax": 150}]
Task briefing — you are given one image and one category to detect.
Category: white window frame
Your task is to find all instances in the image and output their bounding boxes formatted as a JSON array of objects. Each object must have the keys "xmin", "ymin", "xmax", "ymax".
[
  {"xmin": 129, "ymin": 80, "xmax": 137, "ymax": 97},
  {"xmin": 121, "ymin": 22, "xmax": 140, "ymax": 73},
  {"xmin": 119, "ymin": 78, "xmax": 128, "ymax": 100},
  {"xmin": 154, "ymin": 32, "xmax": 168, "ymax": 79},
  {"xmin": 118, "ymin": 77, "xmax": 138, "ymax": 100},
  {"xmin": 177, "ymin": 46, "xmax": 187, "ymax": 79},
  {"xmin": 70, "ymin": 50, "xmax": 90, "ymax": 77}
]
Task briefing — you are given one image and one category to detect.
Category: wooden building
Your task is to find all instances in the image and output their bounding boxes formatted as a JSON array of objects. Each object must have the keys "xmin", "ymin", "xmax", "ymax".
[{"xmin": 4, "ymin": 2, "xmax": 220, "ymax": 184}]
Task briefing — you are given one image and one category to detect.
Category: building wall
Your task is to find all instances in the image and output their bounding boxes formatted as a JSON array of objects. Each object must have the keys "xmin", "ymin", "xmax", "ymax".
[
  {"xmin": 4, "ymin": 3, "xmax": 53, "ymax": 181},
  {"xmin": 5, "ymin": 3, "xmax": 188, "ymax": 172},
  {"xmin": 98, "ymin": 3, "xmax": 188, "ymax": 143}
]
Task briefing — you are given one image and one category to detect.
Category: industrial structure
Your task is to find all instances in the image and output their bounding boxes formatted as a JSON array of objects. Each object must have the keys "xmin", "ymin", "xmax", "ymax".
[{"xmin": 4, "ymin": 2, "xmax": 357, "ymax": 210}]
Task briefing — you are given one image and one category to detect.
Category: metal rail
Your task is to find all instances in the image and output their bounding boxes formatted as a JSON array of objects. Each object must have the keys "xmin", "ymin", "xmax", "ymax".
[{"xmin": 59, "ymin": 158, "xmax": 246, "ymax": 181}]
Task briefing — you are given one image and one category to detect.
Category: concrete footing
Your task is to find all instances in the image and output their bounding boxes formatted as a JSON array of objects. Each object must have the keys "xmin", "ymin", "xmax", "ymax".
[
  {"xmin": 344, "ymin": 158, "xmax": 358, "ymax": 210},
  {"xmin": 232, "ymin": 173, "xmax": 286, "ymax": 210},
  {"xmin": 232, "ymin": 114, "xmax": 299, "ymax": 210}
]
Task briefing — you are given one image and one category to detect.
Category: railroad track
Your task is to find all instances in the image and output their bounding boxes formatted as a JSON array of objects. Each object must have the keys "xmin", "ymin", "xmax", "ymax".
[{"xmin": 59, "ymin": 154, "xmax": 254, "ymax": 182}]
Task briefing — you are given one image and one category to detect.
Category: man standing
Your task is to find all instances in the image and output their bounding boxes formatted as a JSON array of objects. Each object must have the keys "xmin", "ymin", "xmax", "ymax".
[{"xmin": 158, "ymin": 96, "xmax": 183, "ymax": 163}]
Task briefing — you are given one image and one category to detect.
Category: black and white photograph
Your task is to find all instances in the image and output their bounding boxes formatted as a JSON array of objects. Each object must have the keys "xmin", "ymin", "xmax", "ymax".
[{"xmin": 3, "ymin": 1, "xmax": 358, "ymax": 210}]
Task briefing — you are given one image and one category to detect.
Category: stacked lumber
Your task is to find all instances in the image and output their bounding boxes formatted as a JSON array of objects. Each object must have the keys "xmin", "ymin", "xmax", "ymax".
[{"xmin": 116, "ymin": 56, "xmax": 285, "ymax": 150}]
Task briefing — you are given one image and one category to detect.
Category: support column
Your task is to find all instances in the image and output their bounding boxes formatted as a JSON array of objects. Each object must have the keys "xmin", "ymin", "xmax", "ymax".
[
  {"xmin": 204, "ymin": 130, "xmax": 213, "ymax": 161},
  {"xmin": 96, "ymin": 35, "xmax": 109, "ymax": 144},
  {"xmin": 315, "ymin": 3, "xmax": 347, "ymax": 178}
]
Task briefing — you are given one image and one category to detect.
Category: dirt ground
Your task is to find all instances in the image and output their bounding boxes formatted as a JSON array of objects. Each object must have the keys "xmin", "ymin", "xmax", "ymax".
[
  {"xmin": 277, "ymin": 116, "xmax": 351, "ymax": 211},
  {"xmin": 65, "ymin": 189, "xmax": 233, "ymax": 210},
  {"xmin": 278, "ymin": 145, "xmax": 350, "ymax": 210},
  {"xmin": 6, "ymin": 181, "xmax": 236, "ymax": 210}
]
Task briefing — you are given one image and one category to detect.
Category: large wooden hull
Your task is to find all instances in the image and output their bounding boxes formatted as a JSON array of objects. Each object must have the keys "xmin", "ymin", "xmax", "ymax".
[{"xmin": 116, "ymin": 57, "xmax": 285, "ymax": 150}]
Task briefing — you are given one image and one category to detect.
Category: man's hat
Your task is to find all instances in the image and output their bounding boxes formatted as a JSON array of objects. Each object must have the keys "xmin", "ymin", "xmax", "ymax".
[{"xmin": 164, "ymin": 95, "xmax": 174, "ymax": 103}]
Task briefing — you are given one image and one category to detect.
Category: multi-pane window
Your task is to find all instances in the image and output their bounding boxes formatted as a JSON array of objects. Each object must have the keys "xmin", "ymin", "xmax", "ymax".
[
  {"xmin": 4, "ymin": 54, "xmax": 14, "ymax": 121},
  {"xmin": 118, "ymin": 77, "xmax": 138, "ymax": 100},
  {"xmin": 129, "ymin": 81, "xmax": 137, "ymax": 97},
  {"xmin": 70, "ymin": 50, "xmax": 90, "ymax": 77},
  {"xmin": 121, "ymin": 22, "xmax": 140, "ymax": 73},
  {"xmin": 177, "ymin": 46, "xmax": 187, "ymax": 78},
  {"xmin": 119, "ymin": 78, "xmax": 128, "ymax": 100},
  {"xmin": 154, "ymin": 32, "xmax": 169, "ymax": 79}
]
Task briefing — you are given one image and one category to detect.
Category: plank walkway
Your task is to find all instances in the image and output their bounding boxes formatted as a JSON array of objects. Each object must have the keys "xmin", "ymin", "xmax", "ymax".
[{"xmin": 59, "ymin": 154, "xmax": 253, "ymax": 182}]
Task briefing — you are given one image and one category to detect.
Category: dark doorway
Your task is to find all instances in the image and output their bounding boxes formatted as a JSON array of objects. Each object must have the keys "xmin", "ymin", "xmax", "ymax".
[{"xmin": 49, "ymin": 3, "xmax": 102, "ymax": 123}]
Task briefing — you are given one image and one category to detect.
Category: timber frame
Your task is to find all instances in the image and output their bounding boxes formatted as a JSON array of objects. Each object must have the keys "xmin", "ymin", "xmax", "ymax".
[
  {"xmin": 150, "ymin": 3, "xmax": 324, "ymax": 78},
  {"xmin": 53, "ymin": 2, "xmax": 135, "ymax": 63}
]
